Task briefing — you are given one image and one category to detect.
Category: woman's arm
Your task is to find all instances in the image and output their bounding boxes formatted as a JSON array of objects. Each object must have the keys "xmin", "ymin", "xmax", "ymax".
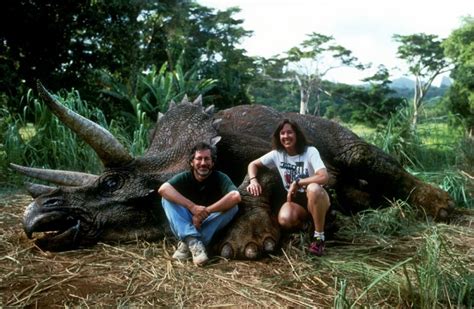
[
  {"xmin": 297, "ymin": 168, "xmax": 329, "ymax": 188},
  {"xmin": 246, "ymin": 158, "xmax": 265, "ymax": 196}
]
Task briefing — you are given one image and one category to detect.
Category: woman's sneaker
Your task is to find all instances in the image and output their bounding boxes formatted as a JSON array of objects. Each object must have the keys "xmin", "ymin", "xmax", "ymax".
[
  {"xmin": 187, "ymin": 238, "xmax": 209, "ymax": 266},
  {"xmin": 172, "ymin": 241, "xmax": 190, "ymax": 260},
  {"xmin": 308, "ymin": 237, "xmax": 325, "ymax": 256}
]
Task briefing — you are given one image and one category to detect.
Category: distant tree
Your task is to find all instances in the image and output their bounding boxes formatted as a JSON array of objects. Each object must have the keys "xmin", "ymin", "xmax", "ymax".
[
  {"xmin": 393, "ymin": 33, "xmax": 452, "ymax": 130},
  {"xmin": 248, "ymin": 57, "xmax": 299, "ymax": 111},
  {"xmin": 442, "ymin": 16, "xmax": 474, "ymax": 136},
  {"xmin": 284, "ymin": 33, "xmax": 365, "ymax": 115},
  {"xmin": 144, "ymin": 4, "xmax": 256, "ymax": 109},
  {"xmin": 325, "ymin": 66, "xmax": 405, "ymax": 127},
  {"xmin": 357, "ymin": 66, "xmax": 406, "ymax": 126}
]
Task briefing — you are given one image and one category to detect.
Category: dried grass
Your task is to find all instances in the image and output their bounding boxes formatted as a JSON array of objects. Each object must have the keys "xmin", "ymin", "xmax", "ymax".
[{"xmin": 1, "ymin": 192, "xmax": 473, "ymax": 307}]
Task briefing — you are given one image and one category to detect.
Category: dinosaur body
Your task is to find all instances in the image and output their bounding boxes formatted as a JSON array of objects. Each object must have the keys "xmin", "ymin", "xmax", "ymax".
[{"xmin": 11, "ymin": 82, "xmax": 454, "ymax": 259}]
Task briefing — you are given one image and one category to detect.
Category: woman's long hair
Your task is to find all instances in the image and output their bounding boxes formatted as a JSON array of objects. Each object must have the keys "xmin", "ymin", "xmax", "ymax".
[{"xmin": 271, "ymin": 119, "xmax": 309, "ymax": 154}]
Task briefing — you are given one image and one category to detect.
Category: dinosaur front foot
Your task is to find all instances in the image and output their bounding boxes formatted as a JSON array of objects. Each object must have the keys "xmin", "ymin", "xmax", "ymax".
[
  {"xmin": 217, "ymin": 206, "xmax": 280, "ymax": 260},
  {"xmin": 410, "ymin": 182, "xmax": 455, "ymax": 219}
]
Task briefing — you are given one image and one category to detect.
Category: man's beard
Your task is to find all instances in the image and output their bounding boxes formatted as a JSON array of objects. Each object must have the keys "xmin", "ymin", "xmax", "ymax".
[{"xmin": 195, "ymin": 167, "xmax": 212, "ymax": 177}]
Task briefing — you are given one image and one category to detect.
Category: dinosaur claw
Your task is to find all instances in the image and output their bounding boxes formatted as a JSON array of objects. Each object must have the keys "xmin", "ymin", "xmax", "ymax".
[
  {"xmin": 438, "ymin": 208, "xmax": 449, "ymax": 219},
  {"xmin": 263, "ymin": 237, "xmax": 276, "ymax": 252},
  {"xmin": 220, "ymin": 243, "xmax": 234, "ymax": 259},
  {"xmin": 244, "ymin": 242, "xmax": 258, "ymax": 259}
]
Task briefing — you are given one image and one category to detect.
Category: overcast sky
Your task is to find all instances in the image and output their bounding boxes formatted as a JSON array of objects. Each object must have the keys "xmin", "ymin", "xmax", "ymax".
[{"xmin": 197, "ymin": 0, "xmax": 472, "ymax": 84}]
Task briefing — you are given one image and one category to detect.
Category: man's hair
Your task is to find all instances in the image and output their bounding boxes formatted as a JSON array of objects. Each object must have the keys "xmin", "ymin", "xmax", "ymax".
[
  {"xmin": 271, "ymin": 118, "xmax": 309, "ymax": 154},
  {"xmin": 188, "ymin": 141, "xmax": 217, "ymax": 164}
]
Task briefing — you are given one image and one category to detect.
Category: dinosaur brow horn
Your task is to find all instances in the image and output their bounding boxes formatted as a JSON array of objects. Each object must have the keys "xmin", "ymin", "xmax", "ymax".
[
  {"xmin": 36, "ymin": 80, "xmax": 133, "ymax": 167},
  {"xmin": 10, "ymin": 163, "xmax": 98, "ymax": 186}
]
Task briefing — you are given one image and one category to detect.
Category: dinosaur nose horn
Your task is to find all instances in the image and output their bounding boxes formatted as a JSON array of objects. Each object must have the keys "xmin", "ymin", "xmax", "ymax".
[{"xmin": 10, "ymin": 163, "xmax": 98, "ymax": 186}]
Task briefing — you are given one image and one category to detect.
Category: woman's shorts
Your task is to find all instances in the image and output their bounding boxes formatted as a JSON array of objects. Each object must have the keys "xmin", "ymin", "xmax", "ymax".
[{"xmin": 292, "ymin": 191, "xmax": 308, "ymax": 208}]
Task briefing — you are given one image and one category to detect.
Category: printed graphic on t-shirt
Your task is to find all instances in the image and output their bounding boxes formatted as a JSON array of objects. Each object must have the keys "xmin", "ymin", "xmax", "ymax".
[{"xmin": 280, "ymin": 161, "xmax": 309, "ymax": 190}]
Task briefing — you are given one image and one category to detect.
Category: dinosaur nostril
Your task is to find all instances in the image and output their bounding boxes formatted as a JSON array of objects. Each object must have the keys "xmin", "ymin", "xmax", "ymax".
[
  {"xmin": 263, "ymin": 237, "xmax": 276, "ymax": 252},
  {"xmin": 44, "ymin": 198, "xmax": 63, "ymax": 207}
]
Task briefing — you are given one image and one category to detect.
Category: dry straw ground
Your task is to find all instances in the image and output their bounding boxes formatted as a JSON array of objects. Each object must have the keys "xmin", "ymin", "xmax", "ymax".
[{"xmin": 1, "ymin": 191, "xmax": 473, "ymax": 307}]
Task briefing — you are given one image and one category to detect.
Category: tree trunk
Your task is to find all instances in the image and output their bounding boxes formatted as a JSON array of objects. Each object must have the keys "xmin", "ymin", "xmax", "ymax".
[
  {"xmin": 312, "ymin": 91, "xmax": 321, "ymax": 116},
  {"xmin": 411, "ymin": 77, "xmax": 423, "ymax": 131},
  {"xmin": 300, "ymin": 88, "xmax": 309, "ymax": 114}
]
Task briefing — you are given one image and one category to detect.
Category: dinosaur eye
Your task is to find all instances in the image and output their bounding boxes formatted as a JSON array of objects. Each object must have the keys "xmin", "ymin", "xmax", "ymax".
[{"xmin": 99, "ymin": 174, "xmax": 124, "ymax": 194}]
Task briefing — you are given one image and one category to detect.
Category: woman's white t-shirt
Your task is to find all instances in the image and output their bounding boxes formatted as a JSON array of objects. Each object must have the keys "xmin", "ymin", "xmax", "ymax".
[{"xmin": 259, "ymin": 146, "xmax": 326, "ymax": 191}]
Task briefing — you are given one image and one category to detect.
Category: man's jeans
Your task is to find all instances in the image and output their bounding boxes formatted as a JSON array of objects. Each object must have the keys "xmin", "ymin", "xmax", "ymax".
[{"xmin": 161, "ymin": 198, "xmax": 239, "ymax": 246}]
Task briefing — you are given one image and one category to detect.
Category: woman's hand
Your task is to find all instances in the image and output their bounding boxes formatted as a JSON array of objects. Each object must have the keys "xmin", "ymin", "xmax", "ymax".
[
  {"xmin": 286, "ymin": 181, "xmax": 299, "ymax": 202},
  {"xmin": 246, "ymin": 178, "xmax": 262, "ymax": 196}
]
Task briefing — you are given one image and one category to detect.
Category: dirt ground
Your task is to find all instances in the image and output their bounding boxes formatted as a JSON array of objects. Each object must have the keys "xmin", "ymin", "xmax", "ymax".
[
  {"xmin": 1, "ymin": 190, "xmax": 473, "ymax": 307},
  {"xmin": 1, "ymin": 192, "xmax": 337, "ymax": 307}
]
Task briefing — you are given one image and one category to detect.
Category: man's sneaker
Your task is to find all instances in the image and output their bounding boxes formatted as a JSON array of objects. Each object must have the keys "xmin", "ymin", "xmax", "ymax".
[
  {"xmin": 172, "ymin": 241, "xmax": 190, "ymax": 260},
  {"xmin": 308, "ymin": 237, "xmax": 325, "ymax": 256},
  {"xmin": 187, "ymin": 238, "xmax": 209, "ymax": 266}
]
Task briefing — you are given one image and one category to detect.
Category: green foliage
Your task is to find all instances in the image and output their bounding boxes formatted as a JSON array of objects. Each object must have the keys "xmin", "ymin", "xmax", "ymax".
[
  {"xmin": 360, "ymin": 105, "xmax": 471, "ymax": 209},
  {"xmin": 100, "ymin": 60, "xmax": 217, "ymax": 117},
  {"xmin": 200, "ymin": 46, "xmax": 257, "ymax": 109},
  {"xmin": 414, "ymin": 170, "xmax": 473, "ymax": 209},
  {"xmin": 368, "ymin": 104, "xmax": 419, "ymax": 166},
  {"xmin": 324, "ymin": 82, "xmax": 405, "ymax": 127},
  {"xmin": 443, "ymin": 16, "xmax": 474, "ymax": 134},
  {"xmin": 1, "ymin": 0, "xmax": 255, "ymax": 118},
  {"xmin": 394, "ymin": 33, "xmax": 448, "ymax": 76},
  {"xmin": 254, "ymin": 32, "xmax": 365, "ymax": 114},
  {"xmin": 2, "ymin": 89, "xmax": 106, "ymax": 182},
  {"xmin": 5, "ymin": 90, "xmax": 104, "ymax": 172},
  {"xmin": 327, "ymin": 201, "xmax": 473, "ymax": 307},
  {"xmin": 336, "ymin": 200, "xmax": 421, "ymax": 241},
  {"xmin": 393, "ymin": 32, "xmax": 452, "ymax": 130},
  {"xmin": 0, "ymin": 0, "xmax": 151, "ymax": 112},
  {"xmin": 443, "ymin": 83, "xmax": 474, "ymax": 133},
  {"xmin": 248, "ymin": 57, "xmax": 299, "ymax": 111},
  {"xmin": 410, "ymin": 227, "xmax": 473, "ymax": 307}
]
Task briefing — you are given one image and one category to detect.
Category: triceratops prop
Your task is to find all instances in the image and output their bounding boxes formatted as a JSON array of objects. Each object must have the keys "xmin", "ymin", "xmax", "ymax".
[{"xmin": 10, "ymin": 81, "xmax": 454, "ymax": 259}]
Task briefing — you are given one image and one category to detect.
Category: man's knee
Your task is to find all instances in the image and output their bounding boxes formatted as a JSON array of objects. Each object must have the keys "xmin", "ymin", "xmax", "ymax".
[{"xmin": 226, "ymin": 204, "xmax": 239, "ymax": 218}]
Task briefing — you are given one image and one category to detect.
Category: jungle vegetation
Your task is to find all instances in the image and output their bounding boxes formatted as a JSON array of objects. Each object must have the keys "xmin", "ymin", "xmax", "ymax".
[{"xmin": 0, "ymin": 1, "xmax": 472, "ymax": 307}]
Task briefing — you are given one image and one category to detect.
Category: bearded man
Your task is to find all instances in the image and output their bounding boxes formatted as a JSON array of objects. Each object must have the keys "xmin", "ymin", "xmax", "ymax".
[{"xmin": 158, "ymin": 142, "xmax": 241, "ymax": 266}]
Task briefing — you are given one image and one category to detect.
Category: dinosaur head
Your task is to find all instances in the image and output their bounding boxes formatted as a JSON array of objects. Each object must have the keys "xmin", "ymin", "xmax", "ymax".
[{"xmin": 11, "ymin": 82, "xmax": 221, "ymax": 251}]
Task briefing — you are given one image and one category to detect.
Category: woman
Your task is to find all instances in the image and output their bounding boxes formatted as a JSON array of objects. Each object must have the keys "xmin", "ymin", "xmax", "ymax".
[{"xmin": 246, "ymin": 119, "xmax": 330, "ymax": 256}]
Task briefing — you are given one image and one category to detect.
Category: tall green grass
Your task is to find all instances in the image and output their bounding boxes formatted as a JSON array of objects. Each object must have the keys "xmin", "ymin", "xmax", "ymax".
[
  {"xmin": 2, "ymin": 89, "xmax": 107, "ymax": 183},
  {"xmin": 1, "ymin": 61, "xmax": 218, "ymax": 185},
  {"xmin": 353, "ymin": 105, "xmax": 472, "ymax": 209},
  {"xmin": 410, "ymin": 226, "xmax": 472, "ymax": 307},
  {"xmin": 325, "ymin": 201, "xmax": 473, "ymax": 307}
]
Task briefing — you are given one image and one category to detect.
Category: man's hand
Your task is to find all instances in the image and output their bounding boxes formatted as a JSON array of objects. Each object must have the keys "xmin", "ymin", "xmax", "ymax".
[{"xmin": 191, "ymin": 205, "xmax": 209, "ymax": 229}]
